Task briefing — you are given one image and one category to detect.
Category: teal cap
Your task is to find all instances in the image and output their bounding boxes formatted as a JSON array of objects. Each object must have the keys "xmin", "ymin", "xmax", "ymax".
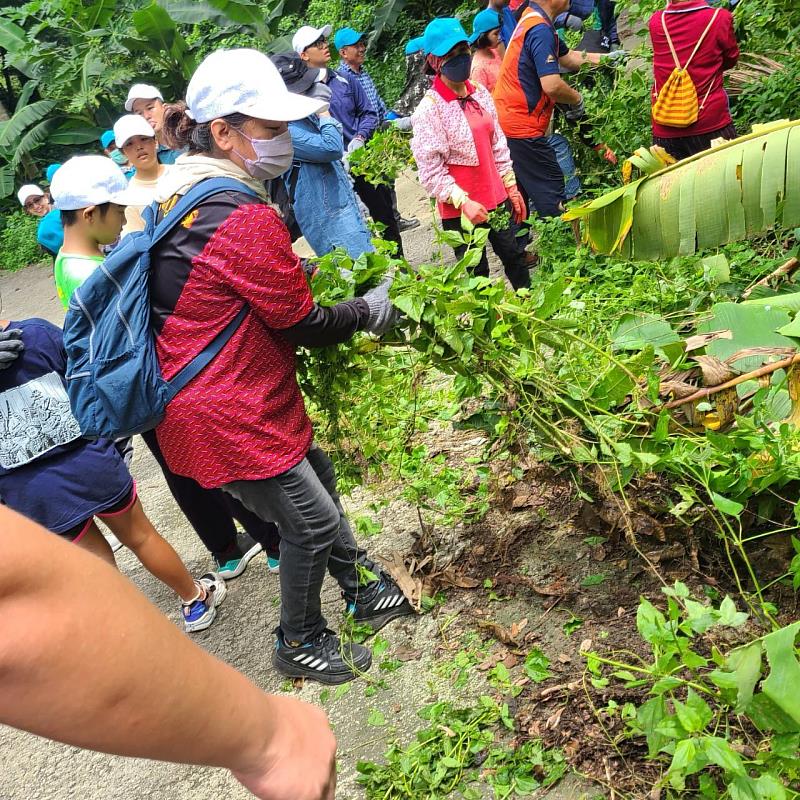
[
  {"xmin": 423, "ymin": 17, "xmax": 469, "ymax": 57},
  {"xmin": 45, "ymin": 162, "xmax": 62, "ymax": 183},
  {"xmin": 333, "ymin": 27, "xmax": 364, "ymax": 50},
  {"xmin": 469, "ymin": 9, "xmax": 502, "ymax": 45},
  {"xmin": 99, "ymin": 130, "xmax": 115, "ymax": 149},
  {"xmin": 405, "ymin": 36, "xmax": 425, "ymax": 55}
]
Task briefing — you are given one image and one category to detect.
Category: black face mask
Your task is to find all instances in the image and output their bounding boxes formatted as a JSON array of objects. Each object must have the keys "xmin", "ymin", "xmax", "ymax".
[{"xmin": 440, "ymin": 52, "xmax": 472, "ymax": 83}]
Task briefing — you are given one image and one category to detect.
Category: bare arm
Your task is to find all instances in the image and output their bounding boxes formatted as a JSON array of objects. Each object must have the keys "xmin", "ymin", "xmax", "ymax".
[
  {"xmin": 558, "ymin": 49, "xmax": 602, "ymax": 71},
  {"xmin": 0, "ymin": 507, "xmax": 335, "ymax": 800},
  {"xmin": 540, "ymin": 73, "xmax": 582, "ymax": 104}
]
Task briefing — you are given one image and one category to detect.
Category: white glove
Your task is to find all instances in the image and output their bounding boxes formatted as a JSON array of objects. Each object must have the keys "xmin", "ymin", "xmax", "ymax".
[
  {"xmin": 392, "ymin": 116, "xmax": 413, "ymax": 131},
  {"xmin": 346, "ymin": 137, "xmax": 365, "ymax": 154}
]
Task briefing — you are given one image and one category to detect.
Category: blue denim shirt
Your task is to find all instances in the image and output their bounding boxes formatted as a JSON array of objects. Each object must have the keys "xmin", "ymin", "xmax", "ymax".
[
  {"xmin": 327, "ymin": 70, "xmax": 379, "ymax": 146},
  {"xmin": 287, "ymin": 115, "xmax": 373, "ymax": 259}
]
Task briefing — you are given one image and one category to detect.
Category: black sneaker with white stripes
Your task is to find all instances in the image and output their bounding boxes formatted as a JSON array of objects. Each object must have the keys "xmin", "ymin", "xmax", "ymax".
[
  {"xmin": 346, "ymin": 571, "xmax": 414, "ymax": 633},
  {"xmin": 272, "ymin": 628, "xmax": 372, "ymax": 685}
]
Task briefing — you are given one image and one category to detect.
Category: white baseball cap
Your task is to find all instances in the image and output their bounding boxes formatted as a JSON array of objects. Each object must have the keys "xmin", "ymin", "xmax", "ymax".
[
  {"xmin": 17, "ymin": 184, "xmax": 44, "ymax": 207},
  {"xmin": 185, "ymin": 48, "xmax": 327, "ymax": 124},
  {"xmin": 124, "ymin": 83, "xmax": 164, "ymax": 112},
  {"xmin": 292, "ymin": 24, "xmax": 332, "ymax": 54},
  {"xmin": 50, "ymin": 155, "xmax": 141, "ymax": 211},
  {"xmin": 113, "ymin": 114, "xmax": 156, "ymax": 148}
]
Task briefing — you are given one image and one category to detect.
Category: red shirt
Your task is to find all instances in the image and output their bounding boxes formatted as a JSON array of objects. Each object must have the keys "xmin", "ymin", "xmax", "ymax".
[
  {"xmin": 649, "ymin": 1, "xmax": 739, "ymax": 138},
  {"xmin": 152, "ymin": 196, "xmax": 314, "ymax": 489},
  {"xmin": 433, "ymin": 78, "xmax": 508, "ymax": 220}
]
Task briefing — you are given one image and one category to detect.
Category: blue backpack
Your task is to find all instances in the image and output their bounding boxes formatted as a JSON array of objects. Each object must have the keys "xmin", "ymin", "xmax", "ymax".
[{"xmin": 63, "ymin": 177, "xmax": 258, "ymax": 439}]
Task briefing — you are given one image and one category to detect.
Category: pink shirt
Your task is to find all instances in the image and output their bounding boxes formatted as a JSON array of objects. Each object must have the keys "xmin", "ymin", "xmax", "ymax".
[{"xmin": 470, "ymin": 47, "xmax": 503, "ymax": 94}]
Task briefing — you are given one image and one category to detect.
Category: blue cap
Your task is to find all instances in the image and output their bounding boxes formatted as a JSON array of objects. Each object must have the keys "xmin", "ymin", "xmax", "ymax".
[
  {"xmin": 468, "ymin": 9, "xmax": 502, "ymax": 45},
  {"xmin": 333, "ymin": 27, "xmax": 364, "ymax": 50},
  {"xmin": 405, "ymin": 36, "xmax": 425, "ymax": 55},
  {"xmin": 45, "ymin": 162, "xmax": 62, "ymax": 183},
  {"xmin": 423, "ymin": 17, "xmax": 469, "ymax": 57},
  {"xmin": 99, "ymin": 129, "xmax": 115, "ymax": 149}
]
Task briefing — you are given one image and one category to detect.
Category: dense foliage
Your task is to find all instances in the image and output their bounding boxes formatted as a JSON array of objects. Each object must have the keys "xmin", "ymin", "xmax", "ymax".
[{"xmin": 0, "ymin": 210, "xmax": 43, "ymax": 271}]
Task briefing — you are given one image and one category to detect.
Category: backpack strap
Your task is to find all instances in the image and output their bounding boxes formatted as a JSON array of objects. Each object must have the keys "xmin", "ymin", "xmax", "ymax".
[
  {"xmin": 150, "ymin": 177, "xmax": 261, "ymax": 246},
  {"xmin": 154, "ymin": 177, "xmax": 262, "ymax": 397},
  {"xmin": 661, "ymin": 7, "xmax": 721, "ymax": 70}
]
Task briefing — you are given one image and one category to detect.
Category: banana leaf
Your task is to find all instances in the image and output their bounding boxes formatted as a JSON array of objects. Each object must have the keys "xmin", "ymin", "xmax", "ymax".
[{"xmin": 564, "ymin": 119, "xmax": 800, "ymax": 259}]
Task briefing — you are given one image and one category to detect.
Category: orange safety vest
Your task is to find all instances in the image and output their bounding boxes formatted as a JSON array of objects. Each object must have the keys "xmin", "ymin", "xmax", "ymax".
[{"xmin": 494, "ymin": 8, "xmax": 557, "ymax": 139}]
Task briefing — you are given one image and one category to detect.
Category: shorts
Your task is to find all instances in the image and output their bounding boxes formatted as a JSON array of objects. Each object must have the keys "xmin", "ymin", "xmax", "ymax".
[
  {"xmin": 653, "ymin": 123, "xmax": 736, "ymax": 161},
  {"xmin": 62, "ymin": 483, "xmax": 138, "ymax": 542},
  {"xmin": 507, "ymin": 136, "xmax": 567, "ymax": 218}
]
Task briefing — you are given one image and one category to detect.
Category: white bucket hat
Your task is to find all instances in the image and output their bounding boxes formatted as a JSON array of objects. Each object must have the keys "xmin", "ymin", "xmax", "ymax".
[
  {"xmin": 50, "ymin": 156, "xmax": 141, "ymax": 211},
  {"xmin": 292, "ymin": 24, "xmax": 332, "ymax": 54},
  {"xmin": 17, "ymin": 184, "xmax": 44, "ymax": 207},
  {"xmin": 185, "ymin": 48, "xmax": 327, "ymax": 124},
  {"xmin": 113, "ymin": 114, "xmax": 157, "ymax": 148},
  {"xmin": 124, "ymin": 83, "xmax": 164, "ymax": 112}
]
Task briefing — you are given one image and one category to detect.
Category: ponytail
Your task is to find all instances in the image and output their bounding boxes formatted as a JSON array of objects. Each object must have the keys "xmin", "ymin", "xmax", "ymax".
[{"xmin": 160, "ymin": 101, "xmax": 250, "ymax": 154}]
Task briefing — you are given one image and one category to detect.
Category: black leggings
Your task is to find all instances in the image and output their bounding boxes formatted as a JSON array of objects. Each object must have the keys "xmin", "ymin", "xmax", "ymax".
[
  {"xmin": 141, "ymin": 429, "xmax": 281, "ymax": 559},
  {"xmin": 441, "ymin": 200, "xmax": 531, "ymax": 290}
]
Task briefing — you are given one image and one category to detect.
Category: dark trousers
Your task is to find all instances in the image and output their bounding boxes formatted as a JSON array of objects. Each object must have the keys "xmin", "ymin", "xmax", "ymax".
[
  {"xmin": 597, "ymin": 0, "xmax": 618, "ymax": 41},
  {"xmin": 141, "ymin": 429, "xmax": 281, "ymax": 559},
  {"xmin": 507, "ymin": 136, "xmax": 566, "ymax": 219},
  {"xmin": 653, "ymin": 123, "xmax": 736, "ymax": 161},
  {"xmin": 441, "ymin": 200, "xmax": 531, "ymax": 290},
  {"xmin": 223, "ymin": 445, "xmax": 376, "ymax": 644},
  {"xmin": 353, "ymin": 175, "xmax": 404, "ymax": 255}
]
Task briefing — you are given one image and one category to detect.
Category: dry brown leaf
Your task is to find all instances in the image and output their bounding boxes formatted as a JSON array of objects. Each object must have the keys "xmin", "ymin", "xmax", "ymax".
[
  {"xmin": 502, "ymin": 653, "xmax": 520, "ymax": 669},
  {"xmin": 683, "ymin": 330, "xmax": 732, "ymax": 351},
  {"xmin": 394, "ymin": 645, "xmax": 422, "ymax": 662},
  {"xmin": 692, "ymin": 354, "xmax": 737, "ymax": 386},
  {"xmin": 546, "ymin": 706, "xmax": 566, "ymax": 730},
  {"xmin": 579, "ymin": 638, "xmax": 593, "ymax": 653},
  {"xmin": 477, "ymin": 620, "xmax": 521, "ymax": 646},
  {"xmin": 383, "ymin": 551, "xmax": 423, "ymax": 610}
]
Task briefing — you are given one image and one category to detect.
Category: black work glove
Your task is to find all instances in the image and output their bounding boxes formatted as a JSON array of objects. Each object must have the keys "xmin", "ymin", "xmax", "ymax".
[
  {"xmin": 0, "ymin": 328, "xmax": 24, "ymax": 369},
  {"xmin": 563, "ymin": 98, "xmax": 586, "ymax": 122}
]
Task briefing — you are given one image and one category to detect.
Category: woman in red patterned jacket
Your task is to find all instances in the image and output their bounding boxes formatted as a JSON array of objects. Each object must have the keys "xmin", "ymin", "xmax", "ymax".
[
  {"xmin": 411, "ymin": 18, "xmax": 530, "ymax": 290},
  {"xmin": 151, "ymin": 48, "xmax": 414, "ymax": 686}
]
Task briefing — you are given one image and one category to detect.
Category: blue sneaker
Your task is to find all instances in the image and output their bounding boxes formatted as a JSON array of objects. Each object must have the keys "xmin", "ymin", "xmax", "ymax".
[
  {"xmin": 267, "ymin": 556, "xmax": 280, "ymax": 574},
  {"xmin": 214, "ymin": 534, "xmax": 263, "ymax": 580},
  {"xmin": 182, "ymin": 572, "xmax": 227, "ymax": 633}
]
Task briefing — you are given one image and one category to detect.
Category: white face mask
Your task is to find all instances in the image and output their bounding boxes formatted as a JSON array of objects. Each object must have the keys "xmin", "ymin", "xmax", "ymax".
[{"xmin": 233, "ymin": 129, "xmax": 294, "ymax": 180}]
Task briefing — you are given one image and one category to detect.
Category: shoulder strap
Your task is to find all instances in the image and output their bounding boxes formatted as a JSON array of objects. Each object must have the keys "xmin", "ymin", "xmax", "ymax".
[
  {"xmin": 167, "ymin": 304, "xmax": 249, "ymax": 395},
  {"xmin": 150, "ymin": 177, "xmax": 261, "ymax": 247},
  {"xmin": 154, "ymin": 176, "xmax": 260, "ymax": 396},
  {"xmin": 685, "ymin": 7, "xmax": 721, "ymax": 69},
  {"xmin": 662, "ymin": 7, "xmax": 721, "ymax": 70}
]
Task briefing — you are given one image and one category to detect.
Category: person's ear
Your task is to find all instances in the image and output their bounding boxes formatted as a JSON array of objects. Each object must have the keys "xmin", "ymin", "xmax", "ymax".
[
  {"xmin": 300, "ymin": 49, "xmax": 310, "ymax": 64},
  {"xmin": 82, "ymin": 205, "xmax": 98, "ymax": 225},
  {"xmin": 209, "ymin": 118, "xmax": 236, "ymax": 153}
]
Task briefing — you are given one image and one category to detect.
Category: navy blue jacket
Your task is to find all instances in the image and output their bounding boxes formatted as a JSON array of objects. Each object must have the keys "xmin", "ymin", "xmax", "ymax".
[{"xmin": 326, "ymin": 70, "xmax": 379, "ymax": 146}]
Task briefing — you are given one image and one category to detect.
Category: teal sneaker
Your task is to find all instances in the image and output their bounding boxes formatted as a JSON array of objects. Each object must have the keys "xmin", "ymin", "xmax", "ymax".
[
  {"xmin": 215, "ymin": 534, "xmax": 262, "ymax": 580},
  {"xmin": 267, "ymin": 556, "xmax": 280, "ymax": 574}
]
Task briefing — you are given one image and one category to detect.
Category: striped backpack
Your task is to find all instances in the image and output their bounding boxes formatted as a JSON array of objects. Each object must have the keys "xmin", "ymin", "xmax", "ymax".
[{"xmin": 652, "ymin": 7, "xmax": 721, "ymax": 128}]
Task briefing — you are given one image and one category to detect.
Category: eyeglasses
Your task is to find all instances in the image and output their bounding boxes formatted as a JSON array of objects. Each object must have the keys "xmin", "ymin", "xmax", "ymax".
[
  {"xmin": 24, "ymin": 197, "xmax": 46, "ymax": 211},
  {"xmin": 308, "ymin": 36, "xmax": 328, "ymax": 49}
]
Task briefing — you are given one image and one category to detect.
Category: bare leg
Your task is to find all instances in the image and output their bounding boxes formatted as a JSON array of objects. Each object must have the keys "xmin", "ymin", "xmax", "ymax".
[
  {"xmin": 103, "ymin": 499, "xmax": 198, "ymax": 602},
  {"xmin": 76, "ymin": 522, "xmax": 117, "ymax": 569}
]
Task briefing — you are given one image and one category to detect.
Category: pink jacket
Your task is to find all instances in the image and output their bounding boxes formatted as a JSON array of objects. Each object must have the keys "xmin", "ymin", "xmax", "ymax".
[{"xmin": 410, "ymin": 79, "xmax": 515, "ymax": 205}]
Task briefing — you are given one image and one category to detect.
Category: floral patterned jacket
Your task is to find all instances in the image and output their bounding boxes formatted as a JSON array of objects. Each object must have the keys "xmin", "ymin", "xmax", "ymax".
[{"xmin": 410, "ymin": 77, "xmax": 515, "ymax": 206}]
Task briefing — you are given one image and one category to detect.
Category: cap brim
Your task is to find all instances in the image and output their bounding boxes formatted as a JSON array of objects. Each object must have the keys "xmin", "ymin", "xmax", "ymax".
[
  {"xmin": 320, "ymin": 24, "xmax": 332, "ymax": 37},
  {"xmin": 110, "ymin": 186, "xmax": 146, "ymax": 206},
  {"xmin": 247, "ymin": 91, "xmax": 328, "ymax": 122}
]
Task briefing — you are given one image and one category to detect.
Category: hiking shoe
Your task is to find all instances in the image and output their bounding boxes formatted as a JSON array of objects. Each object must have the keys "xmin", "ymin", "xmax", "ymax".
[
  {"xmin": 398, "ymin": 216, "xmax": 420, "ymax": 232},
  {"xmin": 267, "ymin": 556, "xmax": 280, "ymax": 574},
  {"xmin": 182, "ymin": 572, "xmax": 227, "ymax": 633},
  {"xmin": 272, "ymin": 628, "xmax": 372, "ymax": 685},
  {"xmin": 346, "ymin": 571, "xmax": 414, "ymax": 633},
  {"xmin": 215, "ymin": 534, "xmax": 263, "ymax": 580}
]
